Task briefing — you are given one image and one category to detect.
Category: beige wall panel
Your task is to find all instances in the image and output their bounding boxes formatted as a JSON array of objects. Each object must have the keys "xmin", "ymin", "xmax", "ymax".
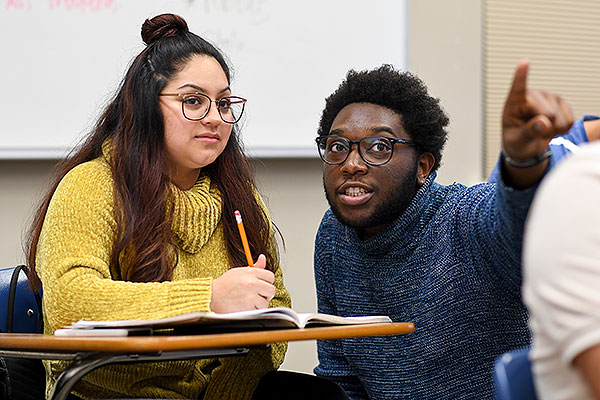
[
  {"xmin": 484, "ymin": 0, "xmax": 600, "ymax": 174},
  {"xmin": 409, "ymin": 0, "xmax": 484, "ymax": 184}
]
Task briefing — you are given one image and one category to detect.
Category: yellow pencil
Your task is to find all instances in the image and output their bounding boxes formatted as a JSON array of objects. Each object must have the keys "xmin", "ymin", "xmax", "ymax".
[{"xmin": 234, "ymin": 210, "xmax": 254, "ymax": 267}]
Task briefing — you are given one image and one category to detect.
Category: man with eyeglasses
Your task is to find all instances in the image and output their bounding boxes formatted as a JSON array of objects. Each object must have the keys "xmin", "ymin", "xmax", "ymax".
[{"xmin": 312, "ymin": 61, "xmax": 573, "ymax": 400}]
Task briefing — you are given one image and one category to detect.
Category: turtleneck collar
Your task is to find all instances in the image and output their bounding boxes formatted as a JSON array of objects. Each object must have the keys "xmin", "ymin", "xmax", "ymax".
[
  {"xmin": 347, "ymin": 172, "xmax": 438, "ymax": 256},
  {"xmin": 169, "ymin": 175, "xmax": 222, "ymax": 254}
]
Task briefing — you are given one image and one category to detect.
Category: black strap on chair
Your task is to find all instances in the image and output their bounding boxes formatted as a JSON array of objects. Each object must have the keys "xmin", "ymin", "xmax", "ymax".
[
  {"xmin": 0, "ymin": 265, "xmax": 43, "ymax": 334},
  {"xmin": 0, "ymin": 265, "xmax": 46, "ymax": 400}
]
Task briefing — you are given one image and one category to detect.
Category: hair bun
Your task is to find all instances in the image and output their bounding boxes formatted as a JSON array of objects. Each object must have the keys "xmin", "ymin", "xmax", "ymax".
[{"xmin": 141, "ymin": 13, "xmax": 189, "ymax": 45}]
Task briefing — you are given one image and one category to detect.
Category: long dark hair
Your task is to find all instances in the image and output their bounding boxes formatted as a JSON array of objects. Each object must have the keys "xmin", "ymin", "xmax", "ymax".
[{"xmin": 26, "ymin": 13, "xmax": 276, "ymax": 290}]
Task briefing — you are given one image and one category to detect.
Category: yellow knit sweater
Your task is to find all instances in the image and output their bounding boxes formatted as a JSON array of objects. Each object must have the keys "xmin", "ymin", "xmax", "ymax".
[{"xmin": 36, "ymin": 155, "xmax": 291, "ymax": 399}]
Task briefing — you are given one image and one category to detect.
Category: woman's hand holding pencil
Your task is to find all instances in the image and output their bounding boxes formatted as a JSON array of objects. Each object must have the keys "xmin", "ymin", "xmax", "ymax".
[
  {"xmin": 210, "ymin": 253, "xmax": 276, "ymax": 313},
  {"xmin": 209, "ymin": 211, "xmax": 276, "ymax": 313}
]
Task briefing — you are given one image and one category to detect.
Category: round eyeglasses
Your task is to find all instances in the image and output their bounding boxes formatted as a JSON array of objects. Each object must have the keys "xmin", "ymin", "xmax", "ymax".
[
  {"xmin": 159, "ymin": 92, "xmax": 247, "ymax": 124},
  {"xmin": 315, "ymin": 135, "xmax": 416, "ymax": 166}
]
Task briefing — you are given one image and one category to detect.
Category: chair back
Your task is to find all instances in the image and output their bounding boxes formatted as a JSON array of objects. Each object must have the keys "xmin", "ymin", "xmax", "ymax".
[
  {"xmin": 493, "ymin": 347, "xmax": 538, "ymax": 400},
  {"xmin": 0, "ymin": 265, "xmax": 43, "ymax": 333},
  {"xmin": 0, "ymin": 266, "xmax": 46, "ymax": 399}
]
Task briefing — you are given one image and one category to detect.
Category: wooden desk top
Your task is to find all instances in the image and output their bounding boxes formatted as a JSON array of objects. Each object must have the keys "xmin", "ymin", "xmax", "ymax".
[{"xmin": 0, "ymin": 322, "xmax": 414, "ymax": 353}]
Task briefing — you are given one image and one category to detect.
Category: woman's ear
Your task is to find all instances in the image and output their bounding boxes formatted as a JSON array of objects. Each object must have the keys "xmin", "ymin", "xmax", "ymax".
[{"xmin": 417, "ymin": 152, "xmax": 435, "ymax": 185}]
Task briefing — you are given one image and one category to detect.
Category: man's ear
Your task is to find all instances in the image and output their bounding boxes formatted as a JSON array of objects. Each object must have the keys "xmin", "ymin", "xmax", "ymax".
[{"xmin": 417, "ymin": 152, "xmax": 435, "ymax": 185}]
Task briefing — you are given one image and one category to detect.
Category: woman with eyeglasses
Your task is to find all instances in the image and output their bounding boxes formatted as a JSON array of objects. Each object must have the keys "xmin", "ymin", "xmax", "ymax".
[{"xmin": 24, "ymin": 13, "xmax": 347, "ymax": 400}]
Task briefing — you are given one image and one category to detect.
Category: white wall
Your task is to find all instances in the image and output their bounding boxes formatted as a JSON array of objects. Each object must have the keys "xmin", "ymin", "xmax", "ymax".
[
  {"xmin": 0, "ymin": 161, "xmax": 54, "ymax": 264},
  {"xmin": 0, "ymin": 0, "xmax": 482, "ymax": 374},
  {"xmin": 252, "ymin": 158, "xmax": 328, "ymax": 372},
  {"xmin": 409, "ymin": 0, "xmax": 483, "ymax": 186}
]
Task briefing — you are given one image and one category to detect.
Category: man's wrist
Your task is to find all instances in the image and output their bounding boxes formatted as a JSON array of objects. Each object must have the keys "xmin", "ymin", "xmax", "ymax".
[{"xmin": 501, "ymin": 148, "xmax": 551, "ymax": 168}]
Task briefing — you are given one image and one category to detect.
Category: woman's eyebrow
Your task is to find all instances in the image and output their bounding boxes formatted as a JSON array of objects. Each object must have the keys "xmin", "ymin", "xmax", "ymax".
[
  {"xmin": 176, "ymin": 83, "xmax": 231, "ymax": 95},
  {"xmin": 176, "ymin": 83, "xmax": 205, "ymax": 92}
]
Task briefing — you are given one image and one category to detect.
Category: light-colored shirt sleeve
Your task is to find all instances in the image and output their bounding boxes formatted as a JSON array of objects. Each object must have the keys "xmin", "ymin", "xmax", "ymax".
[{"xmin": 523, "ymin": 141, "xmax": 600, "ymax": 400}]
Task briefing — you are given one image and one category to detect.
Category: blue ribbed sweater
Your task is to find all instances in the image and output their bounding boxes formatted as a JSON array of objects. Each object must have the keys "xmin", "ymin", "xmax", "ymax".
[{"xmin": 314, "ymin": 172, "xmax": 535, "ymax": 399}]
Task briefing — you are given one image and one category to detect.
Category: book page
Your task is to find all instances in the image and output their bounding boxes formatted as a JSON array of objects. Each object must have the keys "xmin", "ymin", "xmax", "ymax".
[
  {"xmin": 69, "ymin": 307, "xmax": 302, "ymax": 329},
  {"xmin": 64, "ymin": 307, "xmax": 391, "ymax": 332},
  {"xmin": 296, "ymin": 313, "xmax": 392, "ymax": 328}
]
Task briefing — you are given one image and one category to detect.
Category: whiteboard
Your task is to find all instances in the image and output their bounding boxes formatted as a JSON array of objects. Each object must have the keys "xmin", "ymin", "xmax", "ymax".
[{"xmin": 0, "ymin": 0, "xmax": 407, "ymax": 159}]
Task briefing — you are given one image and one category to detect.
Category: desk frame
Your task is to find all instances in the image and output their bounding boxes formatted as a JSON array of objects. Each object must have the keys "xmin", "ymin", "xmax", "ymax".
[
  {"xmin": 0, "ymin": 322, "xmax": 414, "ymax": 400},
  {"xmin": 0, "ymin": 347, "xmax": 251, "ymax": 399}
]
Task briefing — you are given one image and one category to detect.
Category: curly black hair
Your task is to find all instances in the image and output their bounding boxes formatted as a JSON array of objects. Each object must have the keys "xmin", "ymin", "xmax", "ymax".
[{"xmin": 317, "ymin": 64, "xmax": 449, "ymax": 172}]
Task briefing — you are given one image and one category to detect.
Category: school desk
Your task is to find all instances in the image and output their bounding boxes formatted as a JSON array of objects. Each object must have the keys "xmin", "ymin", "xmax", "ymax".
[{"xmin": 0, "ymin": 322, "xmax": 414, "ymax": 400}]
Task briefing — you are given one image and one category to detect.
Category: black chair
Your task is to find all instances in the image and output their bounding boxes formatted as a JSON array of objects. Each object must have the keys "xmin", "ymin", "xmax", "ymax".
[{"xmin": 0, "ymin": 265, "xmax": 46, "ymax": 400}]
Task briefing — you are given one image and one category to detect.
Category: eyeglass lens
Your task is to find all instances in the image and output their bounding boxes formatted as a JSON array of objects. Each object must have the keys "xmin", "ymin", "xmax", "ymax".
[
  {"xmin": 182, "ymin": 94, "xmax": 245, "ymax": 123},
  {"xmin": 318, "ymin": 136, "xmax": 396, "ymax": 165}
]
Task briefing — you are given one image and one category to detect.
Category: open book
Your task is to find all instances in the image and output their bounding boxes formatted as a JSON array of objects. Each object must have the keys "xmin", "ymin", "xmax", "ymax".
[{"xmin": 54, "ymin": 307, "xmax": 392, "ymax": 337}]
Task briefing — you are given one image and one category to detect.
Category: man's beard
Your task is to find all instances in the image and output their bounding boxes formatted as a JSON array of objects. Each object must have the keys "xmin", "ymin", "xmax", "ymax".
[{"xmin": 324, "ymin": 162, "xmax": 419, "ymax": 231}]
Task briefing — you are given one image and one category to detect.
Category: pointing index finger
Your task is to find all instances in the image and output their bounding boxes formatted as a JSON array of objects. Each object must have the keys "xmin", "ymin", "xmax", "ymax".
[{"xmin": 507, "ymin": 59, "xmax": 530, "ymax": 102}]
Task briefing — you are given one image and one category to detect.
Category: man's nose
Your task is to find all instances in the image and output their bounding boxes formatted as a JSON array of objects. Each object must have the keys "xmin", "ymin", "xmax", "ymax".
[{"xmin": 341, "ymin": 146, "xmax": 368, "ymax": 175}]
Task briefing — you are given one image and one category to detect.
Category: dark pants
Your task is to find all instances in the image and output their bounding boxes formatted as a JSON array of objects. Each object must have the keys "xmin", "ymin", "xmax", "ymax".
[
  {"xmin": 252, "ymin": 371, "xmax": 349, "ymax": 400},
  {"xmin": 66, "ymin": 370, "xmax": 348, "ymax": 399}
]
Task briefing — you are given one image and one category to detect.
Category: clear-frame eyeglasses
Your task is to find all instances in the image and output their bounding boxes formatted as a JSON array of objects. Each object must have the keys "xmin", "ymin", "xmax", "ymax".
[
  {"xmin": 159, "ymin": 92, "xmax": 247, "ymax": 124},
  {"xmin": 315, "ymin": 135, "xmax": 416, "ymax": 166}
]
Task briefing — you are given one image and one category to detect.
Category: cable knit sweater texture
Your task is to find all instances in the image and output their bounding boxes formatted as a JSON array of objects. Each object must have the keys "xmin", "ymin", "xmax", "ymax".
[
  {"xmin": 36, "ymin": 154, "xmax": 291, "ymax": 399},
  {"xmin": 314, "ymin": 172, "xmax": 536, "ymax": 400}
]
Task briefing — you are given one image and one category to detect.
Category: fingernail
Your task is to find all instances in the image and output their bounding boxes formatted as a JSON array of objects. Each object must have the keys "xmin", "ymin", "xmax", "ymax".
[{"xmin": 534, "ymin": 121, "xmax": 544, "ymax": 133}]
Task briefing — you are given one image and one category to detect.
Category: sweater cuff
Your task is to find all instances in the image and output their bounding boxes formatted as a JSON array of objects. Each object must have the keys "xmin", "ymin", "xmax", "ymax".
[
  {"xmin": 166, "ymin": 278, "xmax": 213, "ymax": 314},
  {"xmin": 496, "ymin": 151, "xmax": 555, "ymax": 192}
]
